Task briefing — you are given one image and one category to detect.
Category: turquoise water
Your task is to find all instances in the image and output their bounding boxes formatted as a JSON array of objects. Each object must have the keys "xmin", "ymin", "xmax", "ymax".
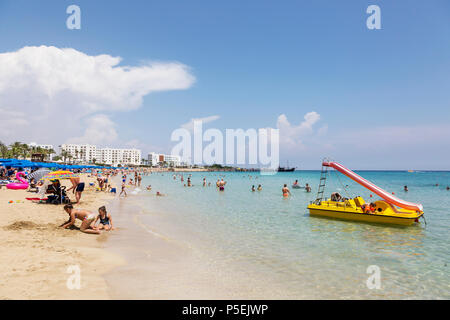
[{"xmin": 114, "ymin": 170, "xmax": 450, "ymax": 299}]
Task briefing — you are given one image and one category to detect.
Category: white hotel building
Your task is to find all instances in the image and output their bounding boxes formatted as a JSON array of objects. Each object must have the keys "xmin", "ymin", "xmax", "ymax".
[
  {"xmin": 60, "ymin": 144, "xmax": 141, "ymax": 166},
  {"xmin": 148, "ymin": 152, "xmax": 181, "ymax": 167}
]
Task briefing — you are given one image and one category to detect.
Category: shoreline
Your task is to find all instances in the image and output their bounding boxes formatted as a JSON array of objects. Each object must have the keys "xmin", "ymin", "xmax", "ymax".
[{"xmin": 0, "ymin": 174, "xmax": 125, "ymax": 299}]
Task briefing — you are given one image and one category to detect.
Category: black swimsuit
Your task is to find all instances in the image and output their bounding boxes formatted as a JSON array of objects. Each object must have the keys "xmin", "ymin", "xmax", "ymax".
[{"xmin": 99, "ymin": 214, "xmax": 110, "ymax": 225}]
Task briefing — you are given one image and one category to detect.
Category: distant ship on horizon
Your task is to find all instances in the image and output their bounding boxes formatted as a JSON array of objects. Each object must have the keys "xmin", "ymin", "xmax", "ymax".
[{"xmin": 277, "ymin": 161, "xmax": 296, "ymax": 172}]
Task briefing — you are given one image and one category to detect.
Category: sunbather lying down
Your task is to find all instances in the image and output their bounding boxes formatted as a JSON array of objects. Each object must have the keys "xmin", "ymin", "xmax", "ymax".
[{"xmin": 60, "ymin": 204, "xmax": 100, "ymax": 234}]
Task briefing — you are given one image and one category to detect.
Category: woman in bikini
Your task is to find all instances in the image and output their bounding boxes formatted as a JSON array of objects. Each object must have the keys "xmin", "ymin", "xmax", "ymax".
[
  {"xmin": 94, "ymin": 206, "xmax": 114, "ymax": 231},
  {"xmin": 60, "ymin": 204, "xmax": 100, "ymax": 234}
]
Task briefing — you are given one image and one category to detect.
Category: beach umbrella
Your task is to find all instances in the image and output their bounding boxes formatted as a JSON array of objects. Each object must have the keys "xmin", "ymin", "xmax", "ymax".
[
  {"xmin": 41, "ymin": 170, "xmax": 78, "ymax": 181},
  {"xmin": 28, "ymin": 168, "xmax": 51, "ymax": 181}
]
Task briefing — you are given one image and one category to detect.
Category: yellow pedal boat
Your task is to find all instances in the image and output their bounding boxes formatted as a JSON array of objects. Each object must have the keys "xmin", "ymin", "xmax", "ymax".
[
  {"xmin": 308, "ymin": 161, "xmax": 424, "ymax": 226},
  {"xmin": 307, "ymin": 198, "xmax": 423, "ymax": 226}
]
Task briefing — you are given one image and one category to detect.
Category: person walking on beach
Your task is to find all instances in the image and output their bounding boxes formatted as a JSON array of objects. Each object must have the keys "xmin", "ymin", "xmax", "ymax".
[
  {"xmin": 60, "ymin": 204, "xmax": 100, "ymax": 234},
  {"xmin": 120, "ymin": 181, "xmax": 127, "ymax": 197},
  {"xmin": 282, "ymin": 184, "xmax": 291, "ymax": 197}
]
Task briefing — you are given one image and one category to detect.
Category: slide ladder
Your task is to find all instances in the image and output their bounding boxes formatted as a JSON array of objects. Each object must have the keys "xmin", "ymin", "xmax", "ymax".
[{"xmin": 314, "ymin": 162, "xmax": 328, "ymax": 204}]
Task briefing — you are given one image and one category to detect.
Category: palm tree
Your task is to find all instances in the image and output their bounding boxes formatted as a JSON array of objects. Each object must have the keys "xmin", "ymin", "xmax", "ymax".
[
  {"xmin": 60, "ymin": 150, "xmax": 70, "ymax": 164},
  {"xmin": 0, "ymin": 141, "xmax": 9, "ymax": 158}
]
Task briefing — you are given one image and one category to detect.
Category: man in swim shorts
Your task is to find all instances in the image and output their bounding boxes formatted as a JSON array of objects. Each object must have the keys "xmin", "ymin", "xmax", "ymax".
[
  {"xmin": 282, "ymin": 184, "xmax": 291, "ymax": 197},
  {"xmin": 60, "ymin": 204, "xmax": 100, "ymax": 234},
  {"xmin": 67, "ymin": 176, "xmax": 85, "ymax": 204}
]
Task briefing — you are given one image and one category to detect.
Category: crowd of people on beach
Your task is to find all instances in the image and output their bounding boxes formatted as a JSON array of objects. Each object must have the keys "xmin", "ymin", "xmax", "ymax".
[{"xmin": 0, "ymin": 164, "xmax": 152, "ymax": 235}]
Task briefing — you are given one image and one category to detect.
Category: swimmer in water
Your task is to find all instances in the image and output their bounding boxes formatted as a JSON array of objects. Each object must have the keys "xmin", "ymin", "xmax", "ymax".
[
  {"xmin": 257, "ymin": 184, "xmax": 262, "ymax": 191},
  {"xmin": 203, "ymin": 178, "xmax": 206, "ymax": 187},
  {"xmin": 305, "ymin": 183, "xmax": 311, "ymax": 192},
  {"xmin": 146, "ymin": 185, "xmax": 152, "ymax": 191},
  {"xmin": 218, "ymin": 179, "xmax": 226, "ymax": 191},
  {"xmin": 282, "ymin": 184, "xmax": 291, "ymax": 197},
  {"xmin": 404, "ymin": 185, "xmax": 408, "ymax": 192},
  {"xmin": 187, "ymin": 177, "xmax": 192, "ymax": 187},
  {"xmin": 251, "ymin": 185, "xmax": 256, "ymax": 192},
  {"xmin": 293, "ymin": 180, "xmax": 299, "ymax": 186}
]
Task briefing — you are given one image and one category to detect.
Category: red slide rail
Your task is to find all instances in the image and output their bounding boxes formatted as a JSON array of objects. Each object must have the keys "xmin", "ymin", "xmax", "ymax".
[{"xmin": 323, "ymin": 161, "xmax": 423, "ymax": 212}]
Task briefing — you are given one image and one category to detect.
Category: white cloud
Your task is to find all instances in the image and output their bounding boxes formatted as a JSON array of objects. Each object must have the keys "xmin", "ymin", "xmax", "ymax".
[
  {"xmin": 276, "ymin": 111, "xmax": 321, "ymax": 147},
  {"xmin": 181, "ymin": 115, "xmax": 220, "ymax": 132},
  {"xmin": 67, "ymin": 114, "xmax": 118, "ymax": 145},
  {"xmin": 0, "ymin": 45, "xmax": 195, "ymax": 145}
]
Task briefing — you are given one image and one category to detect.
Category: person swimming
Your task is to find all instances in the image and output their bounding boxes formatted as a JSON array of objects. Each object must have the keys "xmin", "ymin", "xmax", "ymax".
[
  {"xmin": 257, "ymin": 184, "xmax": 262, "ymax": 191},
  {"xmin": 282, "ymin": 184, "xmax": 290, "ymax": 197},
  {"xmin": 218, "ymin": 179, "xmax": 226, "ymax": 191},
  {"xmin": 404, "ymin": 185, "xmax": 408, "ymax": 192},
  {"xmin": 293, "ymin": 180, "xmax": 299, "ymax": 186},
  {"xmin": 305, "ymin": 183, "xmax": 311, "ymax": 192},
  {"xmin": 251, "ymin": 185, "xmax": 256, "ymax": 192}
]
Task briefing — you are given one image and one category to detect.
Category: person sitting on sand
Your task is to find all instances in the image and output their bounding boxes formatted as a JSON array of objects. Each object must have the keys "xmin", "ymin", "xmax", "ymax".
[
  {"xmin": 60, "ymin": 204, "xmax": 100, "ymax": 234},
  {"xmin": 282, "ymin": 184, "xmax": 291, "ymax": 197},
  {"xmin": 94, "ymin": 206, "xmax": 114, "ymax": 231}
]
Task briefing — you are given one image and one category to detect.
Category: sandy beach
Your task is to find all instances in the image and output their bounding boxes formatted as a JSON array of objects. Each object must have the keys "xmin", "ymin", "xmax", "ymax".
[{"xmin": 0, "ymin": 174, "xmax": 125, "ymax": 299}]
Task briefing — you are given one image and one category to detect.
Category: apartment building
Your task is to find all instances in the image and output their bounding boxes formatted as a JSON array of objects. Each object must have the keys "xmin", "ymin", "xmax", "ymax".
[
  {"xmin": 148, "ymin": 152, "xmax": 181, "ymax": 167},
  {"xmin": 60, "ymin": 144, "xmax": 141, "ymax": 166}
]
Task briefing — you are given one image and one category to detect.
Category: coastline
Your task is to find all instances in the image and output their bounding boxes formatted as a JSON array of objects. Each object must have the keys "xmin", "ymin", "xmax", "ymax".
[{"xmin": 0, "ymin": 174, "xmax": 125, "ymax": 299}]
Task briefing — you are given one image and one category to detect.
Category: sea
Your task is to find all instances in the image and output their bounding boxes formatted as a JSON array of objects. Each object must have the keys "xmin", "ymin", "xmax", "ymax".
[{"xmin": 104, "ymin": 170, "xmax": 450, "ymax": 299}]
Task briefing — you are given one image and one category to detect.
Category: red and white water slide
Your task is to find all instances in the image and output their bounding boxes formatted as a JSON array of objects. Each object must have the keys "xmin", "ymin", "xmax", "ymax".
[{"xmin": 323, "ymin": 161, "xmax": 423, "ymax": 212}]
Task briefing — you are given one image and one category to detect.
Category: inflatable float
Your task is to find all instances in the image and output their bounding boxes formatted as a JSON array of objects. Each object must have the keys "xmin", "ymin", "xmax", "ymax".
[
  {"xmin": 307, "ymin": 161, "xmax": 424, "ymax": 226},
  {"xmin": 6, "ymin": 172, "xmax": 29, "ymax": 190}
]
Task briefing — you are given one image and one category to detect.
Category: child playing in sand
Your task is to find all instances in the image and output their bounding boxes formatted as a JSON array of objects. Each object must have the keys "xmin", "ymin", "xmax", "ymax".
[
  {"xmin": 60, "ymin": 204, "xmax": 100, "ymax": 234},
  {"xmin": 94, "ymin": 206, "xmax": 114, "ymax": 231}
]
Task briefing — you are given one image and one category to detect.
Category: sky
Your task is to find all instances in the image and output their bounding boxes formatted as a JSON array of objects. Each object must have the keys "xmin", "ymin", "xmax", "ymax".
[{"xmin": 0, "ymin": 0, "xmax": 449, "ymax": 169}]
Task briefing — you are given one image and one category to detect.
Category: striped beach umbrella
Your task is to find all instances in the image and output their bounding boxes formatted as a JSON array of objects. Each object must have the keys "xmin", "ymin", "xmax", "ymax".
[
  {"xmin": 28, "ymin": 168, "xmax": 51, "ymax": 181},
  {"xmin": 41, "ymin": 170, "xmax": 79, "ymax": 181}
]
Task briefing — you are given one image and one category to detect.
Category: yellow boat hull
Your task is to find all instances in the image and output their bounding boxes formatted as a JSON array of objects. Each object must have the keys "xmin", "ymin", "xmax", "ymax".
[{"xmin": 307, "ymin": 199, "xmax": 423, "ymax": 226}]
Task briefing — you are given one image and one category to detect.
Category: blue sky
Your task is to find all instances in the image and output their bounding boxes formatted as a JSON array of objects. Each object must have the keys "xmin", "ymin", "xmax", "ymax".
[{"xmin": 0, "ymin": 0, "xmax": 449, "ymax": 169}]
